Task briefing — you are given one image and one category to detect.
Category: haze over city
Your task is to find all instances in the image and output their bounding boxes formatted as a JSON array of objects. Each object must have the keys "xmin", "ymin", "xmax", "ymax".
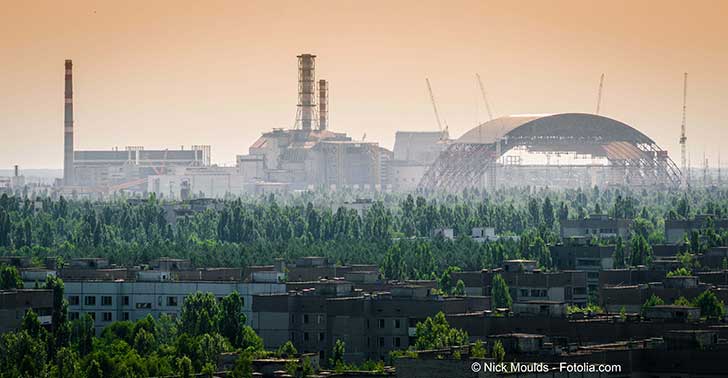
[{"xmin": 2, "ymin": 0, "xmax": 727, "ymax": 169}]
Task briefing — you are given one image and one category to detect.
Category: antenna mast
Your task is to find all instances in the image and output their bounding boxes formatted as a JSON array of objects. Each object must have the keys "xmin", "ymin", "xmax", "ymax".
[
  {"xmin": 596, "ymin": 73, "xmax": 605, "ymax": 115},
  {"xmin": 680, "ymin": 72, "xmax": 688, "ymax": 188},
  {"xmin": 476, "ymin": 73, "xmax": 493, "ymax": 121}
]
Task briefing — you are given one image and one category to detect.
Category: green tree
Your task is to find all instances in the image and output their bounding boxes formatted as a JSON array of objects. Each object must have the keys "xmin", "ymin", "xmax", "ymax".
[
  {"xmin": 21, "ymin": 309, "xmax": 42, "ymax": 338},
  {"xmin": 230, "ymin": 351, "xmax": 253, "ymax": 378},
  {"xmin": 630, "ymin": 234, "xmax": 653, "ymax": 266},
  {"xmin": 673, "ymin": 296, "xmax": 693, "ymax": 306},
  {"xmin": 667, "ymin": 267, "xmax": 692, "ymax": 277},
  {"xmin": 641, "ymin": 294, "xmax": 665, "ymax": 315},
  {"xmin": 177, "ymin": 356, "xmax": 193, "ymax": 378},
  {"xmin": 414, "ymin": 312, "xmax": 469, "ymax": 350},
  {"xmin": 330, "ymin": 339, "xmax": 345, "ymax": 367},
  {"xmin": 180, "ymin": 292, "xmax": 221, "ymax": 336},
  {"xmin": 491, "ymin": 274, "xmax": 512, "ymax": 309},
  {"xmin": 693, "ymin": 291, "xmax": 726, "ymax": 319},
  {"xmin": 0, "ymin": 264, "xmax": 23, "ymax": 290},
  {"xmin": 86, "ymin": 359, "xmax": 103, "ymax": 378},
  {"xmin": 239, "ymin": 326, "xmax": 264, "ymax": 352},
  {"xmin": 277, "ymin": 340, "xmax": 298, "ymax": 357},
  {"xmin": 491, "ymin": 340, "xmax": 506, "ymax": 363},
  {"xmin": 71, "ymin": 314, "xmax": 95, "ymax": 356},
  {"xmin": 50, "ymin": 347, "xmax": 81, "ymax": 378},
  {"xmin": 202, "ymin": 362, "xmax": 216, "ymax": 378},
  {"xmin": 133, "ymin": 328, "xmax": 157, "ymax": 355},
  {"xmin": 613, "ymin": 237, "xmax": 626, "ymax": 268},
  {"xmin": 453, "ymin": 280, "xmax": 465, "ymax": 296},
  {"xmin": 438, "ymin": 266, "xmax": 461, "ymax": 295},
  {"xmin": 470, "ymin": 340, "xmax": 486, "ymax": 358},
  {"xmin": 542, "ymin": 197, "xmax": 555, "ymax": 229},
  {"xmin": 45, "ymin": 275, "xmax": 70, "ymax": 349},
  {"xmin": 220, "ymin": 291, "xmax": 246, "ymax": 347}
]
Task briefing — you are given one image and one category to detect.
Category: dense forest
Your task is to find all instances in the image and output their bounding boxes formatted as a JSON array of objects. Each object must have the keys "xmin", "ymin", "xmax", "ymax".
[
  {"xmin": 2, "ymin": 187, "xmax": 728, "ymax": 278},
  {"xmin": 3, "ymin": 187, "xmax": 728, "ymax": 377}
]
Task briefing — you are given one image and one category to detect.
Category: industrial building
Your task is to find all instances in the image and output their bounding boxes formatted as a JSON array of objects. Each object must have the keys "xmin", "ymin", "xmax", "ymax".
[
  {"xmin": 60, "ymin": 59, "xmax": 212, "ymax": 195},
  {"xmin": 234, "ymin": 54, "xmax": 392, "ymax": 193},
  {"xmin": 419, "ymin": 113, "xmax": 681, "ymax": 192},
  {"xmin": 387, "ymin": 131, "xmax": 450, "ymax": 191}
]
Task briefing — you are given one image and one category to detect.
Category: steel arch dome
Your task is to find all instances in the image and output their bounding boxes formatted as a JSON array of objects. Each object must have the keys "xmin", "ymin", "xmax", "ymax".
[{"xmin": 456, "ymin": 113, "xmax": 655, "ymax": 145}]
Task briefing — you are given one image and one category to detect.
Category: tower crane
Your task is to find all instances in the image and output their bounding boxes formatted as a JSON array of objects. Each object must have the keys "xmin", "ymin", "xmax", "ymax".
[
  {"xmin": 476, "ymin": 73, "xmax": 493, "ymax": 121},
  {"xmin": 425, "ymin": 78, "xmax": 447, "ymax": 136},
  {"xmin": 680, "ymin": 73, "xmax": 688, "ymax": 188}
]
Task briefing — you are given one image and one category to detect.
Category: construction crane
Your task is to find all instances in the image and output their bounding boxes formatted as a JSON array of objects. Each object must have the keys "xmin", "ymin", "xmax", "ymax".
[
  {"xmin": 595, "ymin": 73, "xmax": 605, "ymax": 115},
  {"xmin": 425, "ymin": 78, "xmax": 446, "ymax": 134},
  {"xmin": 475, "ymin": 73, "xmax": 493, "ymax": 121},
  {"xmin": 680, "ymin": 72, "xmax": 688, "ymax": 188}
]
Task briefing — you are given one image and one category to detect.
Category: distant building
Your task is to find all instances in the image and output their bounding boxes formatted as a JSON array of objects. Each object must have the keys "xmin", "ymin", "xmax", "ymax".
[
  {"xmin": 252, "ymin": 282, "xmax": 488, "ymax": 362},
  {"xmin": 600, "ymin": 275, "xmax": 714, "ymax": 314},
  {"xmin": 453, "ymin": 262, "xmax": 588, "ymax": 306},
  {"xmin": 0, "ymin": 289, "xmax": 54, "ymax": 333},
  {"xmin": 59, "ymin": 258, "xmax": 286, "ymax": 334},
  {"xmin": 551, "ymin": 244, "xmax": 615, "ymax": 297},
  {"xmin": 665, "ymin": 216, "xmax": 728, "ymax": 243},
  {"xmin": 560, "ymin": 214, "xmax": 632, "ymax": 240},
  {"xmin": 71, "ymin": 146, "xmax": 211, "ymax": 191}
]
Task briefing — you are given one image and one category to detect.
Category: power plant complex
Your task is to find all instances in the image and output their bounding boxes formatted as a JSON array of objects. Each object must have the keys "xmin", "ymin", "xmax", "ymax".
[{"xmin": 56, "ymin": 54, "xmax": 683, "ymax": 199}]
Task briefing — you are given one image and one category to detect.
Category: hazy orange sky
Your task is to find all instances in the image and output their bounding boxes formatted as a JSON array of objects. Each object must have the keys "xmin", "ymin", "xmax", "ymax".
[{"xmin": 2, "ymin": 0, "xmax": 727, "ymax": 169}]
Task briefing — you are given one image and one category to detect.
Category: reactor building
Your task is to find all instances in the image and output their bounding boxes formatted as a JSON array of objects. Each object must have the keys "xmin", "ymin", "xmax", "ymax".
[
  {"xmin": 418, "ymin": 113, "xmax": 681, "ymax": 192},
  {"xmin": 232, "ymin": 54, "xmax": 393, "ymax": 194}
]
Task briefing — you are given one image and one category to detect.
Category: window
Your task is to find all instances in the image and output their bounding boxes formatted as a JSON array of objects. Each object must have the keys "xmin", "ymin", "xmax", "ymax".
[
  {"xmin": 102, "ymin": 312, "xmax": 112, "ymax": 322},
  {"xmin": 319, "ymin": 332, "xmax": 325, "ymax": 341},
  {"xmin": 303, "ymin": 314, "xmax": 309, "ymax": 324},
  {"xmin": 304, "ymin": 332, "xmax": 309, "ymax": 341},
  {"xmin": 167, "ymin": 296, "xmax": 178, "ymax": 306},
  {"xmin": 395, "ymin": 337, "xmax": 401, "ymax": 347},
  {"xmin": 69, "ymin": 312, "xmax": 79, "ymax": 320},
  {"xmin": 101, "ymin": 296, "xmax": 112, "ymax": 306},
  {"xmin": 379, "ymin": 337, "xmax": 384, "ymax": 347},
  {"xmin": 122, "ymin": 312, "xmax": 130, "ymax": 321},
  {"xmin": 378, "ymin": 319, "xmax": 385, "ymax": 329},
  {"xmin": 68, "ymin": 296, "xmax": 80, "ymax": 306},
  {"xmin": 88, "ymin": 312, "xmax": 96, "ymax": 321},
  {"xmin": 122, "ymin": 296, "xmax": 130, "ymax": 306},
  {"xmin": 84, "ymin": 296, "xmax": 96, "ymax": 306},
  {"xmin": 520, "ymin": 289, "xmax": 529, "ymax": 297},
  {"xmin": 366, "ymin": 319, "xmax": 370, "ymax": 329},
  {"xmin": 317, "ymin": 314, "xmax": 324, "ymax": 324},
  {"xmin": 135, "ymin": 302, "xmax": 152, "ymax": 309},
  {"xmin": 395, "ymin": 319, "xmax": 401, "ymax": 328}
]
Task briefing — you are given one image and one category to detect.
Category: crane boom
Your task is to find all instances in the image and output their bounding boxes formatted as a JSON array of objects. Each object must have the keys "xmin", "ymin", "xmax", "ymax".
[
  {"xmin": 476, "ymin": 73, "xmax": 493, "ymax": 121},
  {"xmin": 425, "ymin": 78, "xmax": 444, "ymax": 132},
  {"xmin": 596, "ymin": 73, "xmax": 604, "ymax": 115},
  {"xmin": 680, "ymin": 72, "xmax": 688, "ymax": 188}
]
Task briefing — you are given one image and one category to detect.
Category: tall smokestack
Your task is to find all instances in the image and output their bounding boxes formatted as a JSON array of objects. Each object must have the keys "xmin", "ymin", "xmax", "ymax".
[
  {"xmin": 63, "ymin": 60, "xmax": 74, "ymax": 186},
  {"xmin": 318, "ymin": 79, "xmax": 328, "ymax": 131},
  {"xmin": 296, "ymin": 54, "xmax": 317, "ymax": 131}
]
